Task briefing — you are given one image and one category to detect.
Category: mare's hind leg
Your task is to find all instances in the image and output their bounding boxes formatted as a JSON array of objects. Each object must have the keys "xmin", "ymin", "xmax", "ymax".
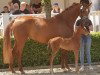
[
  {"xmin": 61, "ymin": 49, "xmax": 70, "ymax": 71},
  {"xmin": 12, "ymin": 31, "xmax": 28, "ymax": 74},
  {"xmin": 9, "ymin": 38, "xmax": 26, "ymax": 74},
  {"xmin": 15, "ymin": 38, "xmax": 27, "ymax": 74},
  {"xmin": 9, "ymin": 42, "xmax": 17, "ymax": 73},
  {"xmin": 9, "ymin": 40, "xmax": 20, "ymax": 73}
]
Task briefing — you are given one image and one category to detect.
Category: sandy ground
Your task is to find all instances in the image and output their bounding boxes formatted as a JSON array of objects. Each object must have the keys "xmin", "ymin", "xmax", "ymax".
[{"xmin": 0, "ymin": 64, "xmax": 100, "ymax": 75}]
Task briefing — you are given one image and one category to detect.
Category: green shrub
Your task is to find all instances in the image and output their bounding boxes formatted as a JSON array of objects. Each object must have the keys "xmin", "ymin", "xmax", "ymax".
[{"xmin": 0, "ymin": 32, "xmax": 100, "ymax": 68}]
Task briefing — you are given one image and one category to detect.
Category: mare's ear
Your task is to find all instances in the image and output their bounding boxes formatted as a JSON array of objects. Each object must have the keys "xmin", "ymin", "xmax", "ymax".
[
  {"xmin": 85, "ymin": 2, "xmax": 92, "ymax": 9},
  {"xmin": 89, "ymin": 2, "xmax": 92, "ymax": 6},
  {"xmin": 72, "ymin": 3, "xmax": 79, "ymax": 7},
  {"xmin": 73, "ymin": 2, "xmax": 77, "ymax": 5}
]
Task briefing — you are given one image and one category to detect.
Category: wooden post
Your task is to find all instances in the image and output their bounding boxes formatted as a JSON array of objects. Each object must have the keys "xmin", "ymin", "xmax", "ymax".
[{"xmin": 43, "ymin": 0, "xmax": 52, "ymax": 19}]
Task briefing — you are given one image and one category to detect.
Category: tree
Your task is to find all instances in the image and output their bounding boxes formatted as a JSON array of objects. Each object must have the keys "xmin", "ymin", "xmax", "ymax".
[
  {"xmin": 42, "ymin": 0, "xmax": 52, "ymax": 18},
  {"xmin": 30, "ymin": 0, "xmax": 51, "ymax": 18},
  {"xmin": 30, "ymin": 0, "xmax": 41, "ymax": 6}
]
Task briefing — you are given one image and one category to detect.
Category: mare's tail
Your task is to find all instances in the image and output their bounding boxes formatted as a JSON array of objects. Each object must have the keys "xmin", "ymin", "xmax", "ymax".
[{"xmin": 3, "ymin": 20, "xmax": 14, "ymax": 64}]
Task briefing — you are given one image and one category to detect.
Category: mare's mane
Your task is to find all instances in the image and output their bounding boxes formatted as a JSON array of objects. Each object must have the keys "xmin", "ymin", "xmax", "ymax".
[{"xmin": 52, "ymin": 3, "xmax": 80, "ymax": 19}]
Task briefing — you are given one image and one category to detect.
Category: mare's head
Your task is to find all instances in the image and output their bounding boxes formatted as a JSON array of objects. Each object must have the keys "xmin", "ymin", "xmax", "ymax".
[{"xmin": 80, "ymin": 3, "xmax": 92, "ymax": 18}]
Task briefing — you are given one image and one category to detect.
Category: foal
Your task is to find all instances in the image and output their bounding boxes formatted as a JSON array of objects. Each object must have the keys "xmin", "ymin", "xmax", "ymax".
[{"xmin": 48, "ymin": 25, "xmax": 87, "ymax": 74}]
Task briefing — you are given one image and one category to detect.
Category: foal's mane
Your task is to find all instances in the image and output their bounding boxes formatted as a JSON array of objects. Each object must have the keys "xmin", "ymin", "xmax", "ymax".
[
  {"xmin": 73, "ymin": 26, "xmax": 84, "ymax": 36},
  {"xmin": 64, "ymin": 26, "xmax": 83, "ymax": 40},
  {"xmin": 52, "ymin": 3, "xmax": 80, "ymax": 19}
]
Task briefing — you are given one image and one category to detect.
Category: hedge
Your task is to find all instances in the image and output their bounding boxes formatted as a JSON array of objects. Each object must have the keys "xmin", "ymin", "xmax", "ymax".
[{"xmin": 0, "ymin": 32, "xmax": 100, "ymax": 69}]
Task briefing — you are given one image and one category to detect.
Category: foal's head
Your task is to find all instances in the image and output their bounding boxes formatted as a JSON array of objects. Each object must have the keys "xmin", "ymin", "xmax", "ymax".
[{"xmin": 75, "ymin": 25, "xmax": 87, "ymax": 35}]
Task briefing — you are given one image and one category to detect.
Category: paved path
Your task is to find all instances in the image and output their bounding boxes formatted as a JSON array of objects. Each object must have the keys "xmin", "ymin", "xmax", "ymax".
[{"xmin": 0, "ymin": 64, "xmax": 100, "ymax": 75}]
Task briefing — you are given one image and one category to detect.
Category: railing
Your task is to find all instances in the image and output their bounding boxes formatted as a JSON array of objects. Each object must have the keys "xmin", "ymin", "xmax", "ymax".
[
  {"xmin": 0, "ymin": 13, "xmax": 47, "ymax": 36},
  {"xmin": 0, "ymin": 11, "xmax": 100, "ymax": 36},
  {"xmin": 0, "ymin": 14, "xmax": 3, "ymax": 36}
]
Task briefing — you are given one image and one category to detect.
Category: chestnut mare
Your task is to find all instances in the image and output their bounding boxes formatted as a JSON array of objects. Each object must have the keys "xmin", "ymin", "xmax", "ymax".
[
  {"xmin": 48, "ymin": 25, "xmax": 87, "ymax": 74},
  {"xmin": 3, "ymin": 3, "xmax": 90, "ymax": 74}
]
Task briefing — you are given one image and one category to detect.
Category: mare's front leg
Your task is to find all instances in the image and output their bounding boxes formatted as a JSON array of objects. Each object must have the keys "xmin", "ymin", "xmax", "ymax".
[{"xmin": 74, "ymin": 50, "xmax": 79, "ymax": 72}]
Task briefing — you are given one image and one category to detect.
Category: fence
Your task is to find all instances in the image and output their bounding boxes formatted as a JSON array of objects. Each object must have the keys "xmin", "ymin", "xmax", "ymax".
[
  {"xmin": 0, "ymin": 14, "xmax": 3, "ymax": 36},
  {"xmin": 0, "ymin": 11, "xmax": 100, "ymax": 36},
  {"xmin": 0, "ymin": 13, "xmax": 47, "ymax": 36}
]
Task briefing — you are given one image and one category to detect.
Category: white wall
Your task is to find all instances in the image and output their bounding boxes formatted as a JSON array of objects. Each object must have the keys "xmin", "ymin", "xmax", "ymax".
[
  {"xmin": 65, "ymin": 0, "xmax": 80, "ymax": 8},
  {"xmin": 51, "ymin": 0, "xmax": 65, "ymax": 10},
  {"xmin": 0, "ymin": 0, "xmax": 9, "ymax": 12},
  {"xmin": 51, "ymin": 0, "xmax": 80, "ymax": 10}
]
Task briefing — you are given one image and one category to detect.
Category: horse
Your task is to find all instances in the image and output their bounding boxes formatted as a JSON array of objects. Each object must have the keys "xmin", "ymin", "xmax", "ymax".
[
  {"xmin": 48, "ymin": 25, "xmax": 87, "ymax": 74},
  {"xmin": 3, "ymin": 3, "xmax": 90, "ymax": 74}
]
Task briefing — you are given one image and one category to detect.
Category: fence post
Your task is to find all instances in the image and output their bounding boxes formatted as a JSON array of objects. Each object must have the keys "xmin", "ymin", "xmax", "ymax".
[
  {"xmin": 98, "ymin": 12, "xmax": 100, "ymax": 31},
  {"xmin": 93, "ymin": 14, "xmax": 96, "ymax": 32}
]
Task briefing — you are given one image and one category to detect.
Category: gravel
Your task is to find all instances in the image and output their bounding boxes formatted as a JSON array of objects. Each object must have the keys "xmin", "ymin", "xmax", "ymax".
[{"xmin": 0, "ymin": 64, "xmax": 100, "ymax": 75}]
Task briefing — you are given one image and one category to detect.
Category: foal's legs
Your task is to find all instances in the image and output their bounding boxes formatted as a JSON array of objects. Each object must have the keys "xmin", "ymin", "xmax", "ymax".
[
  {"xmin": 74, "ymin": 50, "xmax": 79, "ymax": 72},
  {"xmin": 61, "ymin": 49, "xmax": 70, "ymax": 70},
  {"xmin": 50, "ymin": 46, "xmax": 59, "ymax": 74}
]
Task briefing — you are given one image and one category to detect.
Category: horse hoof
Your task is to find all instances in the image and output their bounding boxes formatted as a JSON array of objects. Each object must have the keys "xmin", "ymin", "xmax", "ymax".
[
  {"xmin": 11, "ymin": 70, "xmax": 16, "ymax": 74},
  {"xmin": 12, "ymin": 71, "xmax": 16, "ymax": 74},
  {"xmin": 68, "ymin": 68, "xmax": 72, "ymax": 72},
  {"xmin": 75, "ymin": 67, "xmax": 79, "ymax": 72},
  {"xmin": 62, "ymin": 68, "xmax": 67, "ymax": 72},
  {"xmin": 50, "ymin": 70, "xmax": 54, "ymax": 75},
  {"xmin": 19, "ymin": 68, "xmax": 25, "ymax": 74},
  {"xmin": 50, "ymin": 72, "xmax": 54, "ymax": 75},
  {"xmin": 75, "ymin": 69, "xmax": 80, "ymax": 73},
  {"xmin": 50, "ymin": 71, "xmax": 54, "ymax": 75},
  {"xmin": 21, "ymin": 71, "xmax": 25, "ymax": 74}
]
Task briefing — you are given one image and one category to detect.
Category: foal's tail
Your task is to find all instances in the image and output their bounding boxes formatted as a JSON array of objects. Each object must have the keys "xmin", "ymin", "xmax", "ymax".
[
  {"xmin": 47, "ymin": 40, "xmax": 51, "ymax": 50},
  {"xmin": 3, "ymin": 20, "xmax": 14, "ymax": 64}
]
